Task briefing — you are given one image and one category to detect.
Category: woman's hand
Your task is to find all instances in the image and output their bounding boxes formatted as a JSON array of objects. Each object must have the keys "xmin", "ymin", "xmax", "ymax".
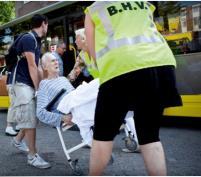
[{"xmin": 62, "ymin": 113, "xmax": 73, "ymax": 125}]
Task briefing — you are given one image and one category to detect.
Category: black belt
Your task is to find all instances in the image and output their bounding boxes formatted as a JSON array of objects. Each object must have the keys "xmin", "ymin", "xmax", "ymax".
[{"xmin": 46, "ymin": 88, "xmax": 66, "ymax": 111}]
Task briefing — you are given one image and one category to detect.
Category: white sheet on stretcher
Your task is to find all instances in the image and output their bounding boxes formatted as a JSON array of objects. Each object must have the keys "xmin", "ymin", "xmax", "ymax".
[
  {"xmin": 57, "ymin": 79, "xmax": 100, "ymax": 146},
  {"xmin": 57, "ymin": 78, "xmax": 137, "ymax": 146}
]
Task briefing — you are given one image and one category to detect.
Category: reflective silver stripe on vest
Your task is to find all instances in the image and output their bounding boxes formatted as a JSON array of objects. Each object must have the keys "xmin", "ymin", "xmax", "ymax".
[
  {"xmin": 99, "ymin": 11, "xmax": 114, "ymax": 37},
  {"xmin": 150, "ymin": 23, "xmax": 155, "ymax": 28},
  {"xmin": 149, "ymin": 14, "xmax": 153, "ymax": 20},
  {"xmin": 96, "ymin": 35, "xmax": 162, "ymax": 59},
  {"xmin": 146, "ymin": 2, "xmax": 152, "ymax": 7},
  {"xmin": 89, "ymin": 2, "xmax": 163, "ymax": 59},
  {"xmin": 89, "ymin": 2, "xmax": 115, "ymax": 37},
  {"xmin": 89, "ymin": 2, "xmax": 113, "ymax": 13}
]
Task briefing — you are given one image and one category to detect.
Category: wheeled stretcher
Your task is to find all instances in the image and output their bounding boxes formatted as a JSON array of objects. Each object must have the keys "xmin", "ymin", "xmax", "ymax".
[
  {"xmin": 55, "ymin": 115, "xmax": 138, "ymax": 175},
  {"xmin": 51, "ymin": 79, "xmax": 139, "ymax": 174}
]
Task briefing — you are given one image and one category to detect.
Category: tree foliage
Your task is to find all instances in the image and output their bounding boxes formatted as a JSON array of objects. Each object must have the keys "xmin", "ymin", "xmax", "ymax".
[{"xmin": 0, "ymin": 1, "xmax": 15, "ymax": 25}]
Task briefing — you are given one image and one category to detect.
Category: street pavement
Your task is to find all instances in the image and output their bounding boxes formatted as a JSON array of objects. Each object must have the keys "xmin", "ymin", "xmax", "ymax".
[{"xmin": 0, "ymin": 109, "xmax": 201, "ymax": 176}]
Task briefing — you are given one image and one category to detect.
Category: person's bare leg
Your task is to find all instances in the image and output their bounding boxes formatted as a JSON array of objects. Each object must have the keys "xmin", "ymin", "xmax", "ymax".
[
  {"xmin": 15, "ymin": 129, "xmax": 25, "ymax": 141},
  {"xmin": 24, "ymin": 128, "xmax": 37, "ymax": 155},
  {"xmin": 7, "ymin": 122, "xmax": 12, "ymax": 127},
  {"xmin": 140, "ymin": 141, "xmax": 167, "ymax": 176},
  {"xmin": 89, "ymin": 140, "xmax": 113, "ymax": 176}
]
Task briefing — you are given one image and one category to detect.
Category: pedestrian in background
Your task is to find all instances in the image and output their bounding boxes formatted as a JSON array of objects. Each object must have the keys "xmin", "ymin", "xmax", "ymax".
[
  {"xmin": 85, "ymin": 1, "xmax": 182, "ymax": 175},
  {"xmin": 52, "ymin": 40, "xmax": 66, "ymax": 76},
  {"xmin": 5, "ymin": 72, "xmax": 19, "ymax": 136},
  {"xmin": 7, "ymin": 14, "xmax": 51, "ymax": 169},
  {"xmin": 68, "ymin": 28, "xmax": 94, "ymax": 87}
]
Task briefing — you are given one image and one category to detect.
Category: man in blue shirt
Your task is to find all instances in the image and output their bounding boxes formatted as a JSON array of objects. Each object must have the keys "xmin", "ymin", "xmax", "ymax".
[
  {"xmin": 7, "ymin": 14, "xmax": 51, "ymax": 169},
  {"xmin": 52, "ymin": 40, "xmax": 66, "ymax": 76}
]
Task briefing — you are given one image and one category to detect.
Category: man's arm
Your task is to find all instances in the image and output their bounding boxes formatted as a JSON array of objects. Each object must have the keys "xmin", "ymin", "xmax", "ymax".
[
  {"xmin": 24, "ymin": 51, "xmax": 39, "ymax": 90},
  {"xmin": 38, "ymin": 59, "xmax": 44, "ymax": 81},
  {"xmin": 85, "ymin": 13, "xmax": 96, "ymax": 61}
]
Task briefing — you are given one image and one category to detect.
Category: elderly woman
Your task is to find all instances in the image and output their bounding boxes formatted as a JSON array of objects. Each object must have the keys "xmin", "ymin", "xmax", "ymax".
[
  {"xmin": 68, "ymin": 28, "xmax": 99, "ymax": 85},
  {"xmin": 36, "ymin": 52, "xmax": 74, "ymax": 127}
]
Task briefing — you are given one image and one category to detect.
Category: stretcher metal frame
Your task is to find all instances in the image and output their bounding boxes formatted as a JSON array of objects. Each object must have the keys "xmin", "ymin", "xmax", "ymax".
[
  {"xmin": 55, "ymin": 119, "xmax": 138, "ymax": 175},
  {"xmin": 56, "ymin": 126, "xmax": 85, "ymax": 175}
]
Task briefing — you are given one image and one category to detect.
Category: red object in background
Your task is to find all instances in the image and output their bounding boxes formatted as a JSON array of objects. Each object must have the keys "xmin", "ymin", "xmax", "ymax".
[{"xmin": 0, "ymin": 75, "xmax": 8, "ymax": 96}]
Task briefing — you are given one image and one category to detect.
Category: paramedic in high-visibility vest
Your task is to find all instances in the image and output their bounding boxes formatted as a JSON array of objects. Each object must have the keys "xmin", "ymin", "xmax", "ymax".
[
  {"xmin": 68, "ymin": 28, "xmax": 99, "ymax": 83},
  {"xmin": 85, "ymin": 1, "xmax": 182, "ymax": 176}
]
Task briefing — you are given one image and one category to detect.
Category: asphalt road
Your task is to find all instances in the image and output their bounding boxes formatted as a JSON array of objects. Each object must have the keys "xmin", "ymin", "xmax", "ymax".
[{"xmin": 0, "ymin": 109, "xmax": 201, "ymax": 176}]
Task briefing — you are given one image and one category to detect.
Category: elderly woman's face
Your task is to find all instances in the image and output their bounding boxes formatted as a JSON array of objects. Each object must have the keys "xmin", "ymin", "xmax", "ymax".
[
  {"xmin": 46, "ymin": 57, "xmax": 59, "ymax": 74},
  {"xmin": 75, "ymin": 35, "xmax": 85, "ymax": 50}
]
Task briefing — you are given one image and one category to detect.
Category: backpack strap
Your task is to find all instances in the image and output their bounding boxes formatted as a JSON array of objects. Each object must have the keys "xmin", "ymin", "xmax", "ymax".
[{"xmin": 11, "ymin": 55, "xmax": 21, "ymax": 86}]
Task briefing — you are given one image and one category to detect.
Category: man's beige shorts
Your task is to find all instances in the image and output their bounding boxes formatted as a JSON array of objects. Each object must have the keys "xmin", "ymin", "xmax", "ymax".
[{"xmin": 7, "ymin": 83, "xmax": 38, "ymax": 129}]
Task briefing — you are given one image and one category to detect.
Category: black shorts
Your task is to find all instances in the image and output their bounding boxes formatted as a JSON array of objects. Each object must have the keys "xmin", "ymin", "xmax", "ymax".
[{"xmin": 93, "ymin": 66, "xmax": 182, "ymax": 145}]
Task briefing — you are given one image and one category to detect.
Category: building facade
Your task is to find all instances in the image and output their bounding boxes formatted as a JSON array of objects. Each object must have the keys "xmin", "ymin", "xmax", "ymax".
[{"xmin": 15, "ymin": 1, "xmax": 56, "ymax": 18}]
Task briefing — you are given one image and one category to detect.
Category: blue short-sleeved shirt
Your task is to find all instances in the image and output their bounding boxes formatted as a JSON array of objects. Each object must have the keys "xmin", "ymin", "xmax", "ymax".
[{"xmin": 8, "ymin": 31, "xmax": 41, "ymax": 88}]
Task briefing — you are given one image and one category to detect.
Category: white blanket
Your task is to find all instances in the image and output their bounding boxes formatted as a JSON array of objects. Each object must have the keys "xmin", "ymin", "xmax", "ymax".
[
  {"xmin": 57, "ymin": 78, "xmax": 137, "ymax": 146},
  {"xmin": 57, "ymin": 79, "xmax": 100, "ymax": 145}
]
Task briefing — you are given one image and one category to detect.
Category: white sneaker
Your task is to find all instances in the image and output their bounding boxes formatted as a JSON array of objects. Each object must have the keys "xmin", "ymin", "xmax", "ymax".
[
  {"xmin": 5, "ymin": 127, "xmax": 18, "ymax": 136},
  {"xmin": 27, "ymin": 153, "xmax": 51, "ymax": 169},
  {"xmin": 122, "ymin": 146, "xmax": 141, "ymax": 153},
  {"xmin": 11, "ymin": 138, "xmax": 29, "ymax": 152},
  {"xmin": 15, "ymin": 125, "xmax": 20, "ymax": 132}
]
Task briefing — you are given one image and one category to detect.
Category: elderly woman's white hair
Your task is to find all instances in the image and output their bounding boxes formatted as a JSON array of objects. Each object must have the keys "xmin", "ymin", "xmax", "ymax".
[
  {"xmin": 75, "ymin": 28, "xmax": 86, "ymax": 40},
  {"xmin": 41, "ymin": 52, "xmax": 56, "ymax": 67}
]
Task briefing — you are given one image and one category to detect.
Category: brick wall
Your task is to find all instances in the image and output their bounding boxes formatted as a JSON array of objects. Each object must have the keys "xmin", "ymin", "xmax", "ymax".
[{"xmin": 15, "ymin": 1, "xmax": 57, "ymax": 18}]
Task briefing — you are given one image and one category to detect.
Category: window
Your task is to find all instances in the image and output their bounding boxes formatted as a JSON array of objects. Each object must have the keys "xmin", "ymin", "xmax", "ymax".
[
  {"xmin": 154, "ymin": 2, "xmax": 201, "ymax": 55},
  {"xmin": 193, "ymin": 17, "xmax": 198, "ymax": 26},
  {"xmin": 154, "ymin": 2, "xmax": 201, "ymax": 95}
]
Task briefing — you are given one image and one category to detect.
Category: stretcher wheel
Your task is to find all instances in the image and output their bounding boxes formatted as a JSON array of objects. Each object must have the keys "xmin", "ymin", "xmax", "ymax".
[
  {"xmin": 69, "ymin": 159, "xmax": 82, "ymax": 175},
  {"xmin": 124, "ymin": 135, "xmax": 138, "ymax": 152}
]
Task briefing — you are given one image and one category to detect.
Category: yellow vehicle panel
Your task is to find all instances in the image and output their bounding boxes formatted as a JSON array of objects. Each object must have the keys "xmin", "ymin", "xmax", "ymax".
[
  {"xmin": 1, "ymin": 95, "xmax": 201, "ymax": 118},
  {"xmin": 0, "ymin": 96, "xmax": 10, "ymax": 108},
  {"xmin": 164, "ymin": 31, "xmax": 193, "ymax": 41},
  {"xmin": 164, "ymin": 95, "xmax": 201, "ymax": 118}
]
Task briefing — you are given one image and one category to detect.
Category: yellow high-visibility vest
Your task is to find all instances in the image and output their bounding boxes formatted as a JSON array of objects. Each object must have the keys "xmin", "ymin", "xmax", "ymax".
[
  {"xmin": 86, "ymin": 1, "xmax": 176, "ymax": 84},
  {"xmin": 79, "ymin": 50, "xmax": 99, "ymax": 78}
]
